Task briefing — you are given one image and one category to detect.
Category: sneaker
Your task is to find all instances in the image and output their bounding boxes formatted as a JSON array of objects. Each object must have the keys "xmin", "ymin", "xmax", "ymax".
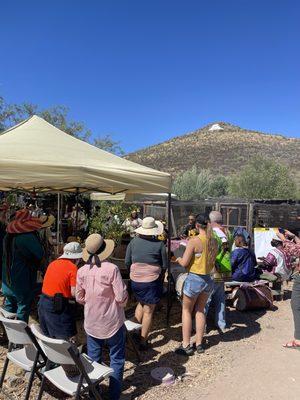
[
  {"xmin": 175, "ymin": 344, "xmax": 194, "ymax": 356},
  {"xmin": 195, "ymin": 344, "xmax": 205, "ymax": 354}
]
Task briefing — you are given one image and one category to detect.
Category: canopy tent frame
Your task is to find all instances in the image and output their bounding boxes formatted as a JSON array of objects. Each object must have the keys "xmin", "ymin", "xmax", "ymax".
[{"xmin": 0, "ymin": 115, "xmax": 173, "ymax": 324}]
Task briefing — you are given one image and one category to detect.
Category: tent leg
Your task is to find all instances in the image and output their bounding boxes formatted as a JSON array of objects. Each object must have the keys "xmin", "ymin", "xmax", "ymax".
[
  {"xmin": 56, "ymin": 193, "xmax": 61, "ymax": 257},
  {"xmin": 75, "ymin": 188, "xmax": 79, "ymax": 236},
  {"xmin": 166, "ymin": 193, "xmax": 172, "ymax": 326}
]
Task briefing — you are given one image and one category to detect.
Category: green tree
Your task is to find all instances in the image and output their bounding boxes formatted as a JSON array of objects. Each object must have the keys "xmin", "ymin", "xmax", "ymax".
[
  {"xmin": 0, "ymin": 96, "xmax": 123, "ymax": 154},
  {"xmin": 228, "ymin": 156, "xmax": 297, "ymax": 199},
  {"xmin": 89, "ymin": 201, "xmax": 137, "ymax": 245},
  {"xmin": 172, "ymin": 167, "xmax": 228, "ymax": 200}
]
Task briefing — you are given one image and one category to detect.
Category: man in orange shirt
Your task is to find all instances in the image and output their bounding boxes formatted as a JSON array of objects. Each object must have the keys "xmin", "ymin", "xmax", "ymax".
[{"xmin": 38, "ymin": 242, "xmax": 82, "ymax": 340}]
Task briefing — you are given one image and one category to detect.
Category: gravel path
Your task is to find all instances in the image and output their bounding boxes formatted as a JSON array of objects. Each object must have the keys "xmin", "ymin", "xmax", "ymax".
[{"xmin": 0, "ymin": 291, "xmax": 299, "ymax": 399}]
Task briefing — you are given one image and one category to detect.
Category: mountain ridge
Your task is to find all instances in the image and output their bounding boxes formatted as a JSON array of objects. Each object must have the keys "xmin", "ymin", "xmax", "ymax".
[{"xmin": 125, "ymin": 122, "xmax": 300, "ymax": 179}]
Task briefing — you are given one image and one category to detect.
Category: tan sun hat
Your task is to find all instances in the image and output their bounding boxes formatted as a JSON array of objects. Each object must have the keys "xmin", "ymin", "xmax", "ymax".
[
  {"xmin": 82, "ymin": 233, "xmax": 115, "ymax": 262},
  {"xmin": 135, "ymin": 217, "xmax": 164, "ymax": 236},
  {"xmin": 40, "ymin": 214, "xmax": 56, "ymax": 228}
]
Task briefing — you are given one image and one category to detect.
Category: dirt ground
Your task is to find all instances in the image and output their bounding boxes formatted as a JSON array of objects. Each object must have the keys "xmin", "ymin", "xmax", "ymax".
[{"xmin": 0, "ymin": 289, "xmax": 299, "ymax": 400}]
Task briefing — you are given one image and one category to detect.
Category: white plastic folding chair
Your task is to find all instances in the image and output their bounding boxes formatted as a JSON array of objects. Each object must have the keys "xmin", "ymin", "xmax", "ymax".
[
  {"xmin": 0, "ymin": 316, "xmax": 47, "ymax": 400},
  {"xmin": 0, "ymin": 307, "xmax": 17, "ymax": 320},
  {"xmin": 31, "ymin": 324, "xmax": 113, "ymax": 400},
  {"xmin": 124, "ymin": 320, "xmax": 142, "ymax": 363},
  {"xmin": 0, "ymin": 306, "xmax": 17, "ymax": 343}
]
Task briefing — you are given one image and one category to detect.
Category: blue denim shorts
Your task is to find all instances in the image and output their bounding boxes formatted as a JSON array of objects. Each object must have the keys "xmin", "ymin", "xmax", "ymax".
[{"xmin": 183, "ymin": 273, "xmax": 213, "ymax": 298}]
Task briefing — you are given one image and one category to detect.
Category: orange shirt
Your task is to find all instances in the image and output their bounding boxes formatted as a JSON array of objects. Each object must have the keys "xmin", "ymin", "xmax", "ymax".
[{"xmin": 42, "ymin": 259, "xmax": 77, "ymax": 298}]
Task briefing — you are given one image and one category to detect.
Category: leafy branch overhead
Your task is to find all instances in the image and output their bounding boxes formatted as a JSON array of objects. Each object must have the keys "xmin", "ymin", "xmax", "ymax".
[{"xmin": 0, "ymin": 96, "xmax": 123, "ymax": 155}]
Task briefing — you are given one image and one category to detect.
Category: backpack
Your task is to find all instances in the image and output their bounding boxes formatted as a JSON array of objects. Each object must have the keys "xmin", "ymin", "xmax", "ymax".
[{"xmin": 214, "ymin": 229, "xmax": 233, "ymax": 274}]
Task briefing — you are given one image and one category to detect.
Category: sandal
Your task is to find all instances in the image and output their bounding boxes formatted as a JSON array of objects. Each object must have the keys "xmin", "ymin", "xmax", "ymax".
[{"xmin": 283, "ymin": 340, "xmax": 300, "ymax": 350}]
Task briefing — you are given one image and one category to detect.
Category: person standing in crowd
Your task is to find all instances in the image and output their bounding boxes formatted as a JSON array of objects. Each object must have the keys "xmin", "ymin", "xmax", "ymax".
[
  {"xmin": 38, "ymin": 242, "xmax": 82, "ymax": 340},
  {"xmin": 71, "ymin": 204, "xmax": 87, "ymax": 236},
  {"xmin": 0, "ymin": 204, "xmax": 8, "ymax": 282},
  {"xmin": 283, "ymin": 233, "xmax": 300, "ymax": 349},
  {"xmin": 206, "ymin": 210, "xmax": 232, "ymax": 333},
  {"xmin": 76, "ymin": 234, "xmax": 128, "ymax": 400},
  {"xmin": 230, "ymin": 235, "xmax": 258, "ymax": 282},
  {"xmin": 39, "ymin": 214, "xmax": 55, "ymax": 266},
  {"xmin": 125, "ymin": 217, "xmax": 167, "ymax": 350},
  {"xmin": 2, "ymin": 209, "xmax": 44, "ymax": 322},
  {"xmin": 180, "ymin": 214, "xmax": 197, "ymax": 238},
  {"xmin": 176, "ymin": 214, "xmax": 218, "ymax": 355},
  {"xmin": 123, "ymin": 210, "xmax": 142, "ymax": 238}
]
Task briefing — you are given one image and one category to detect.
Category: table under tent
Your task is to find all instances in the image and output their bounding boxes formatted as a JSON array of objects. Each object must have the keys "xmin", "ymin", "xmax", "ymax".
[{"xmin": 0, "ymin": 115, "xmax": 173, "ymax": 321}]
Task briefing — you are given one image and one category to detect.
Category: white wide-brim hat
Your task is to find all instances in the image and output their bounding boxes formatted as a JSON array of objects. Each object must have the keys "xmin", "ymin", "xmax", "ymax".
[
  {"xmin": 59, "ymin": 242, "xmax": 83, "ymax": 260},
  {"xmin": 135, "ymin": 217, "xmax": 164, "ymax": 236}
]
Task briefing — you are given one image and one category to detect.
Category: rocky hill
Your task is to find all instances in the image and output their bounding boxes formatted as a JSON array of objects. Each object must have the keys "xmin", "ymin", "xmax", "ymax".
[{"xmin": 126, "ymin": 122, "xmax": 300, "ymax": 180}]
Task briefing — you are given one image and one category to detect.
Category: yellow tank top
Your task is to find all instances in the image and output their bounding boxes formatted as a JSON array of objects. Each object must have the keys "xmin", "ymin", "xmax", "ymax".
[{"xmin": 188, "ymin": 234, "xmax": 215, "ymax": 275}]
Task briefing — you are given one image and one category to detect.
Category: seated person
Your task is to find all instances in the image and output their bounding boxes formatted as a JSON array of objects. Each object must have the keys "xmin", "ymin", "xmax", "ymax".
[
  {"xmin": 230, "ymin": 235, "xmax": 258, "ymax": 282},
  {"xmin": 180, "ymin": 215, "xmax": 197, "ymax": 238},
  {"xmin": 260, "ymin": 236, "xmax": 292, "ymax": 281}
]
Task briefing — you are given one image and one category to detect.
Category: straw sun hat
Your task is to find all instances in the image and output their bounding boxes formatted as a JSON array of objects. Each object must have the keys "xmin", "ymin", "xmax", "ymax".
[
  {"xmin": 40, "ymin": 214, "xmax": 56, "ymax": 228},
  {"xmin": 83, "ymin": 233, "xmax": 115, "ymax": 263},
  {"xmin": 135, "ymin": 217, "xmax": 164, "ymax": 236}
]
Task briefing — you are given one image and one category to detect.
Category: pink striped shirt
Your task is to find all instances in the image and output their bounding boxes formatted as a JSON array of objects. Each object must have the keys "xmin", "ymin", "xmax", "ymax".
[{"xmin": 76, "ymin": 261, "xmax": 128, "ymax": 339}]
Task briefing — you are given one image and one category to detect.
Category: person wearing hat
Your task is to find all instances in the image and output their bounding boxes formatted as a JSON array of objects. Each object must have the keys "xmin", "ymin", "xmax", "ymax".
[
  {"xmin": 259, "ymin": 235, "xmax": 292, "ymax": 282},
  {"xmin": 38, "ymin": 242, "xmax": 83, "ymax": 341},
  {"xmin": 39, "ymin": 214, "xmax": 55, "ymax": 266},
  {"xmin": 125, "ymin": 216, "xmax": 167, "ymax": 350},
  {"xmin": 76, "ymin": 234, "xmax": 128, "ymax": 400},
  {"xmin": 2, "ymin": 209, "xmax": 44, "ymax": 322}
]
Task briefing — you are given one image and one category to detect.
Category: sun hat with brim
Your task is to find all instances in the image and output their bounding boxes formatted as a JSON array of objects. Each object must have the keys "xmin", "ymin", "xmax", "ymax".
[
  {"xmin": 82, "ymin": 233, "xmax": 115, "ymax": 263},
  {"xmin": 7, "ymin": 209, "xmax": 43, "ymax": 234},
  {"xmin": 271, "ymin": 234, "xmax": 283, "ymax": 243},
  {"xmin": 135, "ymin": 217, "xmax": 164, "ymax": 236},
  {"xmin": 59, "ymin": 242, "xmax": 83, "ymax": 260},
  {"xmin": 40, "ymin": 214, "xmax": 56, "ymax": 229}
]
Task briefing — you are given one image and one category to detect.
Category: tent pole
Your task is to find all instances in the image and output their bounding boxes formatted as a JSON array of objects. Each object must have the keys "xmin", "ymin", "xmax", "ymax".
[
  {"xmin": 75, "ymin": 188, "xmax": 79, "ymax": 236},
  {"xmin": 166, "ymin": 193, "xmax": 172, "ymax": 326},
  {"xmin": 56, "ymin": 193, "xmax": 61, "ymax": 257}
]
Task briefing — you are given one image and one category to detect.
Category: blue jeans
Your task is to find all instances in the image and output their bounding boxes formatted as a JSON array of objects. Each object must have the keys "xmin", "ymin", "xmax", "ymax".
[
  {"xmin": 87, "ymin": 325, "xmax": 126, "ymax": 400},
  {"xmin": 205, "ymin": 281, "xmax": 226, "ymax": 329}
]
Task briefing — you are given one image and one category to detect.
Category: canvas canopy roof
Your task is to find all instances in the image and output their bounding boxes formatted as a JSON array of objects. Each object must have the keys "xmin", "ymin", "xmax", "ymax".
[
  {"xmin": 0, "ymin": 116, "xmax": 171, "ymax": 194},
  {"xmin": 90, "ymin": 192, "xmax": 177, "ymax": 201}
]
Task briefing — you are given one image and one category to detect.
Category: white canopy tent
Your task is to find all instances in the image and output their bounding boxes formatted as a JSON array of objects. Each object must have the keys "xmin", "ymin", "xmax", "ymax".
[
  {"xmin": 0, "ymin": 115, "xmax": 171, "ymax": 194},
  {"xmin": 0, "ymin": 115, "xmax": 173, "ymax": 324}
]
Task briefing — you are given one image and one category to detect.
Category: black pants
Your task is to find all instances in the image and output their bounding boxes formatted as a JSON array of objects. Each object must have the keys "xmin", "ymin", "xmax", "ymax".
[{"xmin": 291, "ymin": 274, "xmax": 300, "ymax": 340}]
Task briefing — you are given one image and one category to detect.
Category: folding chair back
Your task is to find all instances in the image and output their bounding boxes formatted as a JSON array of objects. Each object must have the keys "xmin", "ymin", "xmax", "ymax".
[
  {"xmin": 30, "ymin": 324, "xmax": 75, "ymax": 365},
  {"xmin": 0, "ymin": 316, "xmax": 33, "ymax": 345}
]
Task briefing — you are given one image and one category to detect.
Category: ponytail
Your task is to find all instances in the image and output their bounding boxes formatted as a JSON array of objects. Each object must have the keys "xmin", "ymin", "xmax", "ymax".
[{"xmin": 195, "ymin": 214, "xmax": 218, "ymax": 269}]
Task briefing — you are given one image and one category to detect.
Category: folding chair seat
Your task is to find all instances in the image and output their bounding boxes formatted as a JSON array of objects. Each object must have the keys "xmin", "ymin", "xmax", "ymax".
[
  {"xmin": 124, "ymin": 320, "xmax": 142, "ymax": 363},
  {"xmin": 31, "ymin": 324, "xmax": 113, "ymax": 400},
  {"xmin": 0, "ymin": 307, "xmax": 17, "ymax": 319},
  {"xmin": 0, "ymin": 316, "xmax": 46, "ymax": 400}
]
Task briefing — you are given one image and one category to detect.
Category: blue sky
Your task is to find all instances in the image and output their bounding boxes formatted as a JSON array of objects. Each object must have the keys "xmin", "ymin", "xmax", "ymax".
[{"xmin": 1, "ymin": 0, "xmax": 299, "ymax": 153}]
